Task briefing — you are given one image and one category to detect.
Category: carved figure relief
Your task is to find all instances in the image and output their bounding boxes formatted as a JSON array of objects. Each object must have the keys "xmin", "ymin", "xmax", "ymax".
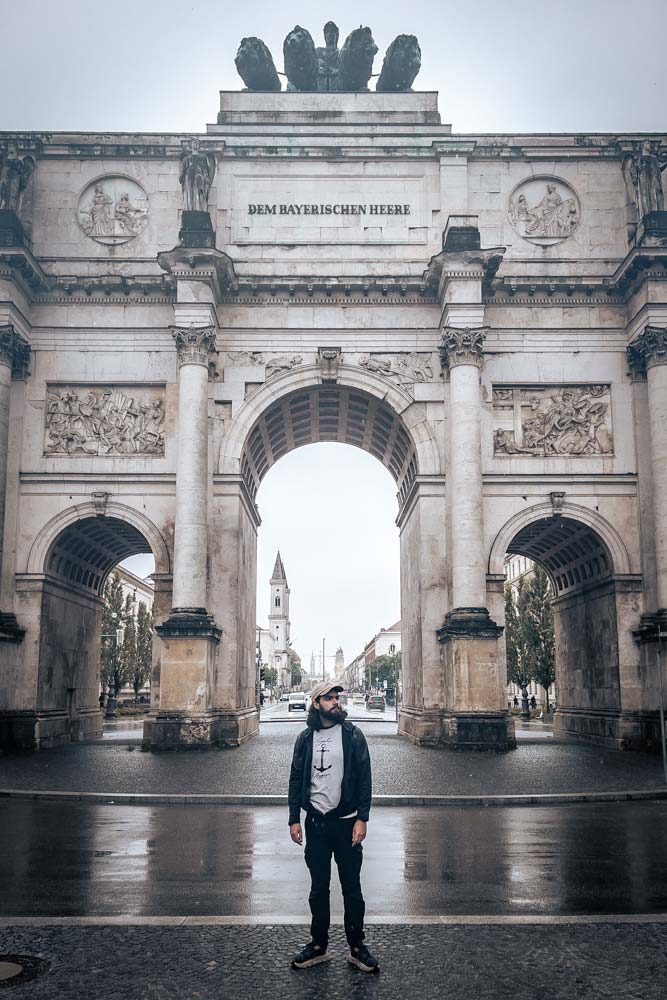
[
  {"xmin": 45, "ymin": 386, "xmax": 165, "ymax": 456},
  {"xmin": 78, "ymin": 177, "xmax": 148, "ymax": 245},
  {"xmin": 225, "ymin": 351, "xmax": 264, "ymax": 366},
  {"xmin": 265, "ymin": 355, "xmax": 303, "ymax": 376},
  {"xmin": 508, "ymin": 178, "xmax": 580, "ymax": 245},
  {"xmin": 179, "ymin": 139, "xmax": 216, "ymax": 213},
  {"xmin": 493, "ymin": 385, "xmax": 613, "ymax": 457},
  {"xmin": 359, "ymin": 352, "xmax": 433, "ymax": 384}
]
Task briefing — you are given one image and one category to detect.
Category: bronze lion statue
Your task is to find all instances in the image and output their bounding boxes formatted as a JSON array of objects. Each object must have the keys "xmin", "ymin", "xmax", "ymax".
[
  {"xmin": 376, "ymin": 34, "xmax": 421, "ymax": 92},
  {"xmin": 283, "ymin": 25, "xmax": 318, "ymax": 91},
  {"xmin": 338, "ymin": 26, "xmax": 377, "ymax": 91},
  {"xmin": 234, "ymin": 37, "xmax": 281, "ymax": 92}
]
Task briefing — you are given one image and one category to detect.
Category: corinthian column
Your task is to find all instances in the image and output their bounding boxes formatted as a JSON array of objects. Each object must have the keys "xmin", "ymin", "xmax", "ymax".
[
  {"xmin": 440, "ymin": 327, "xmax": 487, "ymax": 611},
  {"xmin": 171, "ymin": 326, "xmax": 216, "ymax": 613},
  {"xmin": 629, "ymin": 326, "xmax": 667, "ymax": 612},
  {"xmin": 0, "ymin": 326, "xmax": 29, "ymax": 640}
]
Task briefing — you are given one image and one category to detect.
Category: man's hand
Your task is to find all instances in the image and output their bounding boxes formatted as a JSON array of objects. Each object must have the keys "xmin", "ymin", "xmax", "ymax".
[
  {"xmin": 351, "ymin": 819, "xmax": 367, "ymax": 846},
  {"xmin": 289, "ymin": 822, "xmax": 303, "ymax": 845}
]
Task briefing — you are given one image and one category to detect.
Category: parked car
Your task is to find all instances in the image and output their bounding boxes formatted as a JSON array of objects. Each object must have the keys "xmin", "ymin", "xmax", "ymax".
[
  {"xmin": 288, "ymin": 692, "xmax": 307, "ymax": 712},
  {"xmin": 280, "ymin": 692, "xmax": 290, "ymax": 702},
  {"xmin": 352, "ymin": 693, "xmax": 366, "ymax": 705},
  {"xmin": 367, "ymin": 694, "xmax": 386, "ymax": 712}
]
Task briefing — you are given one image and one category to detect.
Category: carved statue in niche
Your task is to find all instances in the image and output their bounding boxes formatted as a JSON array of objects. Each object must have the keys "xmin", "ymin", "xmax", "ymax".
[
  {"xmin": 622, "ymin": 142, "xmax": 665, "ymax": 236},
  {"xmin": 45, "ymin": 387, "xmax": 165, "ymax": 456},
  {"xmin": 234, "ymin": 37, "xmax": 281, "ymax": 92},
  {"xmin": 316, "ymin": 21, "xmax": 341, "ymax": 92},
  {"xmin": 179, "ymin": 138, "xmax": 216, "ymax": 213},
  {"xmin": 265, "ymin": 354, "xmax": 303, "ymax": 376},
  {"xmin": 493, "ymin": 385, "xmax": 613, "ymax": 457},
  {"xmin": 0, "ymin": 143, "xmax": 34, "ymax": 214},
  {"xmin": 376, "ymin": 34, "xmax": 421, "ymax": 92},
  {"xmin": 283, "ymin": 26, "xmax": 319, "ymax": 92},
  {"xmin": 509, "ymin": 180, "xmax": 579, "ymax": 242},
  {"xmin": 359, "ymin": 352, "xmax": 433, "ymax": 384}
]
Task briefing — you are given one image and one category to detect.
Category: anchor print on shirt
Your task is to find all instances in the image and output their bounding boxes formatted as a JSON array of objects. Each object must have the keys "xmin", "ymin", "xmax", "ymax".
[{"xmin": 314, "ymin": 743, "xmax": 333, "ymax": 773}]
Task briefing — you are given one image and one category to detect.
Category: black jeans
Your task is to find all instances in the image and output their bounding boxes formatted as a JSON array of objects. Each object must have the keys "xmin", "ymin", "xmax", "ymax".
[{"xmin": 304, "ymin": 812, "xmax": 365, "ymax": 949}]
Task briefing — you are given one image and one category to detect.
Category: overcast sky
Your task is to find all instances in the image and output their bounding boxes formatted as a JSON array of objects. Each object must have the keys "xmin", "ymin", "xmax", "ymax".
[{"xmin": 4, "ymin": 0, "xmax": 666, "ymax": 675}]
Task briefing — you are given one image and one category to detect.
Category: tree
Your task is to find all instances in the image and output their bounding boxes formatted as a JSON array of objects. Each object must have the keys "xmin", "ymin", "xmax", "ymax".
[
  {"xmin": 289, "ymin": 651, "xmax": 303, "ymax": 688},
  {"xmin": 366, "ymin": 652, "xmax": 401, "ymax": 691},
  {"xmin": 263, "ymin": 665, "xmax": 278, "ymax": 689},
  {"xmin": 505, "ymin": 578, "xmax": 535, "ymax": 711},
  {"xmin": 100, "ymin": 574, "xmax": 131, "ymax": 697},
  {"xmin": 526, "ymin": 565, "xmax": 556, "ymax": 710},
  {"xmin": 133, "ymin": 602, "xmax": 153, "ymax": 702}
]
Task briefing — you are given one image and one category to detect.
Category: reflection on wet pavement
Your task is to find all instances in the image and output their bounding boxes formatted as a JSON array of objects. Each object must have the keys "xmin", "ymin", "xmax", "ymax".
[{"xmin": 1, "ymin": 800, "xmax": 667, "ymax": 917}]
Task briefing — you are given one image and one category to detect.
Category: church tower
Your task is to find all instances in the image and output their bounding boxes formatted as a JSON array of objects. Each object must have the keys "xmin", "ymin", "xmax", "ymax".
[
  {"xmin": 335, "ymin": 646, "xmax": 345, "ymax": 678},
  {"xmin": 269, "ymin": 551, "xmax": 291, "ymax": 688}
]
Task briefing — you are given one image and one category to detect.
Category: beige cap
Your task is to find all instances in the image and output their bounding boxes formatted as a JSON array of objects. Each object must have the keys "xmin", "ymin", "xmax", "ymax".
[{"xmin": 310, "ymin": 680, "xmax": 344, "ymax": 703}]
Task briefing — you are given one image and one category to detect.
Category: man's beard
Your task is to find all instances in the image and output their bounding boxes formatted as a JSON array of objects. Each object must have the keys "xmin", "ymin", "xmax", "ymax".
[{"xmin": 319, "ymin": 704, "xmax": 347, "ymax": 724}]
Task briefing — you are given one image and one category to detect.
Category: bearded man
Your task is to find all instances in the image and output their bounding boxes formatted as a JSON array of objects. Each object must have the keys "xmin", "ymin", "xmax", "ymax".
[{"xmin": 287, "ymin": 680, "xmax": 379, "ymax": 973}]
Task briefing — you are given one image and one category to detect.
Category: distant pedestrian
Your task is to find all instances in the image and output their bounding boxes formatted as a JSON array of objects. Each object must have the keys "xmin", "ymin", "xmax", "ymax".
[
  {"xmin": 513, "ymin": 695, "xmax": 519, "ymax": 708},
  {"xmin": 530, "ymin": 695, "xmax": 537, "ymax": 709},
  {"xmin": 288, "ymin": 680, "xmax": 379, "ymax": 974}
]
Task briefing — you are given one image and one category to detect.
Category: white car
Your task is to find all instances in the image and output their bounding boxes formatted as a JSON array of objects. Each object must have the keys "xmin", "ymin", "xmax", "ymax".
[{"xmin": 287, "ymin": 692, "xmax": 307, "ymax": 712}]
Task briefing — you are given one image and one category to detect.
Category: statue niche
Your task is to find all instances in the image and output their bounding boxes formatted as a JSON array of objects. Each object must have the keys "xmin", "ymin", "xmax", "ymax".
[
  {"xmin": 376, "ymin": 34, "xmax": 422, "ymax": 92},
  {"xmin": 235, "ymin": 37, "xmax": 281, "ymax": 92}
]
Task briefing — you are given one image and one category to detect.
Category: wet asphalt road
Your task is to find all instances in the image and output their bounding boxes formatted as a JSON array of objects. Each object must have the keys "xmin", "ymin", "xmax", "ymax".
[{"xmin": 2, "ymin": 799, "xmax": 667, "ymax": 918}]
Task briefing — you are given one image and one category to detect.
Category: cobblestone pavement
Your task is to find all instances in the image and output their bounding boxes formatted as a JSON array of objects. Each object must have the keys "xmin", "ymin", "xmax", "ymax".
[
  {"xmin": 1, "ymin": 723, "xmax": 665, "ymax": 797},
  {"xmin": 0, "ymin": 922, "xmax": 665, "ymax": 999}
]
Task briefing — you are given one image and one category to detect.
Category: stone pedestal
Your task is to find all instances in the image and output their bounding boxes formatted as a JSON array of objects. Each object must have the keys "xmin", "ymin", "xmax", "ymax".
[
  {"xmin": 147, "ymin": 611, "xmax": 222, "ymax": 749},
  {"xmin": 179, "ymin": 210, "xmax": 215, "ymax": 249}
]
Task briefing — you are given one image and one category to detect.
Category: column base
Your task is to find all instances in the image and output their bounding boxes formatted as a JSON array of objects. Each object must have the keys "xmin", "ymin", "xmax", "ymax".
[
  {"xmin": 437, "ymin": 606, "xmax": 504, "ymax": 640},
  {"xmin": 0, "ymin": 709, "xmax": 102, "ymax": 751},
  {"xmin": 0, "ymin": 611, "xmax": 26, "ymax": 644},
  {"xmin": 143, "ymin": 707, "xmax": 259, "ymax": 750},
  {"xmin": 398, "ymin": 706, "xmax": 516, "ymax": 751},
  {"xmin": 553, "ymin": 707, "xmax": 665, "ymax": 752},
  {"xmin": 632, "ymin": 608, "xmax": 667, "ymax": 643}
]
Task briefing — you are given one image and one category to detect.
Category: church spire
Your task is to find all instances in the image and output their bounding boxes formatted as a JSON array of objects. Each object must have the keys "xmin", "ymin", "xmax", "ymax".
[{"xmin": 270, "ymin": 550, "xmax": 287, "ymax": 583}]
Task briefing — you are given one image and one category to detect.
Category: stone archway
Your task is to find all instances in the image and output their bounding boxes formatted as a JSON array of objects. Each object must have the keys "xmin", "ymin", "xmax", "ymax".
[
  {"xmin": 489, "ymin": 506, "xmax": 645, "ymax": 749},
  {"xmin": 202, "ymin": 370, "xmax": 446, "ymax": 747},
  {"xmin": 1, "ymin": 506, "xmax": 169, "ymax": 750}
]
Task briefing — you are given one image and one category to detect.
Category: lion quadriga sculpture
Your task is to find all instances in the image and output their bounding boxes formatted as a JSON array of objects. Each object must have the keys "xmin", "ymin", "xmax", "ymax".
[
  {"xmin": 283, "ymin": 25, "xmax": 319, "ymax": 91},
  {"xmin": 376, "ymin": 34, "xmax": 422, "ymax": 92},
  {"xmin": 234, "ymin": 37, "xmax": 281, "ymax": 92},
  {"xmin": 338, "ymin": 26, "xmax": 377, "ymax": 91}
]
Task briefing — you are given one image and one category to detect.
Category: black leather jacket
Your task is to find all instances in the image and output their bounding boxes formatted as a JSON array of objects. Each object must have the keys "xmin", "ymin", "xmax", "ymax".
[{"xmin": 288, "ymin": 720, "xmax": 372, "ymax": 825}]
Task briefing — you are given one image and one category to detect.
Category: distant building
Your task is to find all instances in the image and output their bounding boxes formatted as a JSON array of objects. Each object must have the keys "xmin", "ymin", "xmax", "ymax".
[
  {"xmin": 114, "ymin": 564, "xmax": 154, "ymax": 616},
  {"xmin": 503, "ymin": 555, "xmax": 555, "ymax": 709},
  {"xmin": 334, "ymin": 646, "xmax": 345, "ymax": 678},
  {"xmin": 347, "ymin": 621, "xmax": 401, "ymax": 689}
]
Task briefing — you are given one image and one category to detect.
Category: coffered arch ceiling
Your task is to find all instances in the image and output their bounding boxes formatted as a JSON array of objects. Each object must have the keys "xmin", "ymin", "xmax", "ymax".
[
  {"xmin": 45, "ymin": 516, "xmax": 152, "ymax": 597},
  {"xmin": 241, "ymin": 385, "xmax": 417, "ymax": 508},
  {"xmin": 507, "ymin": 516, "xmax": 613, "ymax": 598}
]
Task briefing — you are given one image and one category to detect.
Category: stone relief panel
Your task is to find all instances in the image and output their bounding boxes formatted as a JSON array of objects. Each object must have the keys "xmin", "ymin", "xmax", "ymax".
[
  {"xmin": 358, "ymin": 352, "xmax": 433, "ymax": 384},
  {"xmin": 508, "ymin": 177, "xmax": 580, "ymax": 245},
  {"xmin": 492, "ymin": 385, "xmax": 613, "ymax": 457},
  {"xmin": 45, "ymin": 386, "xmax": 165, "ymax": 456},
  {"xmin": 78, "ymin": 177, "xmax": 149, "ymax": 245}
]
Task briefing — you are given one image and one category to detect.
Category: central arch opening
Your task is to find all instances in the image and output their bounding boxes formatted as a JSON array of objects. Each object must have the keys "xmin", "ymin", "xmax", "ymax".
[{"xmin": 243, "ymin": 384, "xmax": 418, "ymax": 730}]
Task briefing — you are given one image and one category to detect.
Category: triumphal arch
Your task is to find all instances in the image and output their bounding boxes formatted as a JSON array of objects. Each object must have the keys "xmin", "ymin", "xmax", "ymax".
[{"xmin": 1, "ymin": 24, "xmax": 666, "ymax": 752}]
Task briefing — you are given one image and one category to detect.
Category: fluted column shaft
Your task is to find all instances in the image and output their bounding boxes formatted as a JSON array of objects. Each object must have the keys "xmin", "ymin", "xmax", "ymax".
[
  {"xmin": 0, "ymin": 326, "xmax": 28, "ymax": 586},
  {"xmin": 441, "ymin": 327, "xmax": 486, "ymax": 609},
  {"xmin": 172, "ymin": 327, "xmax": 215, "ymax": 612},
  {"xmin": 630, "ymin": 327, "xmax": 667, "ymax": 610}
]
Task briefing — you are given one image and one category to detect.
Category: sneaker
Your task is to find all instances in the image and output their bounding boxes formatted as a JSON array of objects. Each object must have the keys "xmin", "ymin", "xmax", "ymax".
[
  {"xmin": 290, "ymin": 942, "xmax": 331, "ymax": 969},
  {"xmin": 347, "ymin": 943, "xmax": 380, "ymax": 973}
]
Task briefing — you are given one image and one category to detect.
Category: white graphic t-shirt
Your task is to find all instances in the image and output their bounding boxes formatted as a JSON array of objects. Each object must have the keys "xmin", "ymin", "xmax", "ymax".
[{"xmin": 309, "ymin": 724, "xmax": 344, "ymax": 815}]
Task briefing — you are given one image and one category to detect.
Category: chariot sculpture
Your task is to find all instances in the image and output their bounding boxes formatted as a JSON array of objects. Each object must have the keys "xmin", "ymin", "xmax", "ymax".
[{"xmin": 234, "ymin": 23, "xmax": 421, "ymax": 93}]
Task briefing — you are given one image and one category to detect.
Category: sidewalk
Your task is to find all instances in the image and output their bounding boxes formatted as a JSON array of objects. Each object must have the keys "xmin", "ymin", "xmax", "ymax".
[
  {"xmin": 1, "ymin": 920, "xmax": 666, "ymax": 999},
  {"xmin": 1, "ymin": 722, "xmax": 665, "ymax": 803}
]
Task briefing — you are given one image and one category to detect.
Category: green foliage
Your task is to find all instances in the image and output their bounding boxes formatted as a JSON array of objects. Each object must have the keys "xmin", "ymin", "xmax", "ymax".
[
  {"xmin": 366, "ymin": 652, "xmax": 401, "ymax": 690},
  {"xmin": 100, "ymin": 574, "xmax": 131, "ymax": 696},
  {"xmin": 133, "ymin": 602, "xmax": 153, "ymax": 701},
  {"xmin": 505, "ymin": 566, "xmax": 556, "ymax": 707},
  {"xmin": 527, "ymin": 565, "xmax": 556, "ymax": 709},
  {"xmin": 290, "ymin": 650, "xmax": 303, "ymax": 687},
  {"xmin": 263, "ymin": 666, "xmax": 278, "ymax": 688}
]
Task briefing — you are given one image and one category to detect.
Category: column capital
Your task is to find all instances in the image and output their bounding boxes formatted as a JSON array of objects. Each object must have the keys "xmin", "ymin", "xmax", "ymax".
[
  {"xmin": 628, "ymin": 325, "xmax": 667, "ymax": 374},
  {"xmin": 439, "ymin": 326, "xmax": 486, "ymax": 371},
  {"xmin": 0, "ymin": 324, "xmax": 30, "ymax": 375},
  {"xmin": 173, "ymin": 326, "xmax": 217, "ymax": 368}
]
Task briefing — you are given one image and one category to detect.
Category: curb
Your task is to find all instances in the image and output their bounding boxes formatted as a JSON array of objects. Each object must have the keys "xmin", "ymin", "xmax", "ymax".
[{"xmin": 1, "ymin": 788, "xmax": 666, "ymax": 806}]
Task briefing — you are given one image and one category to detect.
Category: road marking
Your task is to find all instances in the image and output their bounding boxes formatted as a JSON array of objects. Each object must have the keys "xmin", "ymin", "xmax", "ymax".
[{"xmin": 1, "ymin": 914, "xmax": 667, "ymax": 927}]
